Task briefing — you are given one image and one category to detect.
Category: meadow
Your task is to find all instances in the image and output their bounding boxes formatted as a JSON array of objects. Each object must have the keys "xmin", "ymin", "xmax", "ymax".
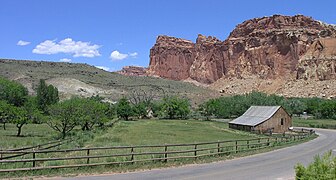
[
  {"xmin": 0, "ymin": 120, "xmax": 256, "ymax": 150},
  {"xmin": 292, "ymin": 118, "xmax": 336, "ymax": 129}
]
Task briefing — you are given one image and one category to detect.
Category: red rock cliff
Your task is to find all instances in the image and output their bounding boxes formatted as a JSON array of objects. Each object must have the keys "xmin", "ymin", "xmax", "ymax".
[
  {"xmin": 148, "ymin": 15, "xmax": 336, "ymax": 84},
  {"xmin": 117, "ymin": 66, "xmax": 148, "ymax": 76}
]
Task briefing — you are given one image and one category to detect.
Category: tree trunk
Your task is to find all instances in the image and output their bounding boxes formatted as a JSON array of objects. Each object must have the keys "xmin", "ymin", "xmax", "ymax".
[
  {"xmin": 82, "ymin": 123, "xmax": 90, "ymax": 131},
  {"xmin": 62, "ymin": 130, "xmax": 66, "ymax": 139},
  {"xmin": 16, "ymin": 124, "xmax": 23, "ymax": 137}
]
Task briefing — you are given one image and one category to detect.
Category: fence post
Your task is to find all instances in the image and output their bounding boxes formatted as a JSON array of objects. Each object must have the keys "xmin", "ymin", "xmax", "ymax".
[
  {"xmin": 131, "ymin": 147, "xmax": 134, "ymax": 163},
  {"xmin": 0, "ymin": 147, "xmax": 2, "ymax": 160},
  {"xmin": 194, "ymin": 144, "xmax": 197, "ymax": 160},
  {"xmin": 217, "ymin": 142, "xmax": 220, "ymax": 154},
  {"xmin": 87, "ymin": 149, "xmax": 90, "ymax": 164},
  {"xmin": 235, "ymin": 140, "xmax": 238, "ymax": 153},
  {"xmin": 32, "ymin": 149, "xmax": 36, "ymax": 167},
  {"xmin": 258, "ymin": 139, "xmax": 261, "ymax": 147},
  {"xmin": 267, "ymin": 138, "xmax": 270, "ymax": 146},
  {"xmin": 247, "ymin": 140, "xmax": 249, "ymax": 149},
  {"xmin": 164, "ymin": 145, "xmax": 168, "ymax": 163}
]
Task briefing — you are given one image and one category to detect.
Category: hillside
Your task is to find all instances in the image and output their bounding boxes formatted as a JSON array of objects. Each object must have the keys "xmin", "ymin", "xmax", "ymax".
[{"xmin": 0, "ymin": 59, "xmax": 216, "ymax": 105}]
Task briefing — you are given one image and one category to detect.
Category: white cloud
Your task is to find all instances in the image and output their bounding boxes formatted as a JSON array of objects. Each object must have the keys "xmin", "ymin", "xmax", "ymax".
[
  {"xmin": 60, "ymin": 58, "xmax": 72, "ymax": 62},
  {"xmin": 110, "ymin": 50, "xmax": 128, "ymax": 60},
  {"xmin": 17, "ymin": 40, "xmax": 31, "ymax": 46},
  {"xmin": 33, "ymin": 38, "xmax": 101, "ymax": 58},
  {"xmin": 95, "ymin": 66, "xmax": 110, "ymax": 71},
  {"xmin": 109, "ymin": 51, "xmax": 138, "ymax": 61},
  {"xmin": 129, "ymin": 52, "xmax": 138, "ymax": 58}
]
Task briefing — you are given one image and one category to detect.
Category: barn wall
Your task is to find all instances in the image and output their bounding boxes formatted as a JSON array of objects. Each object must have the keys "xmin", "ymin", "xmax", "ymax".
[
  {"xmin": 229, "ymin": 123, "xmax": 252, "ymax": 132},
  {"xmin": 255, "ymin": 107, "xmax": 292, "ymax": 133}
]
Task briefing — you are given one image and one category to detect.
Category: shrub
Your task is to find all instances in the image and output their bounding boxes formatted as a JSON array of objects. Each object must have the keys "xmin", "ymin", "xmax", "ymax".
[{"xmin": 295, "ymin": 151, "xmax": 336, "ymax": 180}]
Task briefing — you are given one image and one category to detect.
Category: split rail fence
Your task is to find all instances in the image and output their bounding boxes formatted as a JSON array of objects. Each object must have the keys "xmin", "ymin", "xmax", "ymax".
[{"xmin": 0, "ymin": 128, "xmax": 315, "ymax": 172}]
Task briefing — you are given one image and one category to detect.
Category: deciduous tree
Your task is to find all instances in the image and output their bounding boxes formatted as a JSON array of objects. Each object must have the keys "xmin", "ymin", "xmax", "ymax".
[{"xmin": 116, "ymin": 97, "xmax": 134, "ymax": 120}]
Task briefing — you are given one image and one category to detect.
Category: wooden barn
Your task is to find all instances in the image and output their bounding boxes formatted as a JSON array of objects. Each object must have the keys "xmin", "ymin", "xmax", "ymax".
[{"xmin": 229, "ymin": 106, "xmax": 292, "ymax": 133}]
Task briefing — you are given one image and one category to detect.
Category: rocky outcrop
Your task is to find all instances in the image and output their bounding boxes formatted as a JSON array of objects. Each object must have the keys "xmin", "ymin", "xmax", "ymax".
[
  {"xmin": 148, "ymin": 15, "xmax": 336, "ymax": 84},
  {"xmin": 117, "ymin": 66, "xmax": 148, "ymax": 76},
  {"xmin": 148, "ymin": 36, "xmax": 195, "ymax": 80},
  {"xmin": 297, "ymin": 38, "xmax": 336, "ymax": 80}
]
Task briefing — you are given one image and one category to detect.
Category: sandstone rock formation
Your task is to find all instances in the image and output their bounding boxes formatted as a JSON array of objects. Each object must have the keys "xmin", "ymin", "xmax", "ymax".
[
  {"xmin": 148, "ymin": 36, "xmax": 195, "ymax": 80},
  {"xmin": 117, "ymin": 66, "xmax": 148, "ymax": 76},
  {"xmin": 297, "ymin": 38, "xmax": 336, "ymax": 80},
  {"xmin": 148, "ymin": 15, "xmax": 336, "ymax": 84}
]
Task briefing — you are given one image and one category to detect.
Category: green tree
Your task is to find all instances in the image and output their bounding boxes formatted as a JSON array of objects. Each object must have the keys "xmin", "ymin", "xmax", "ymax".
[
  {"xmin": 0, "ymin": 77, "xmax": 28, "ymax": 106},
  {"xmin": 116, "ymin": 97, "xmax": 134, "ymax": 120},
  {"xmin": 0, "ymin": 100, "xmax": 31, "ymax": 136},
  {"xmin": 11, "ymin": 107, "xmax": 29, "ymax": 137},
  {"xmin": 161, "ymin": 96, "xmax": 190, "ymax": 119},
  {"xmin": 47, "ymin": 98, "xmax": 81, "ymax": 138},
  {"xmin": 0, "ymin": 100, "xmax": 13, "ymax": 130},
  {"xmin": 280, "ymin": 98, "xmax": 306, "ymax": 116},
  {"xmin": 36, "ymin": 79, "xmax": 59, "ymax": 112},
  {"xmin": 0, "ymin": 101, "xmax": 36, "ymax": 136},
  {"xmin": 198, "ymin": 99, "xmax": 219, "ymax": 120},
  {"xmin": 317, "ymin": 100, "xmax": 336, "ymax": 119},
  {"xmin": 78, "ymin": 98, "xmax": 109, "ymax": 131},
  {"xmin": 304, "ymin": 97, "xmax": 323, "ymax": 115},
  {"xmin": 133, "ymin": 101, "xmax": 148, "ymax": 119},
  {"xmin": 150, "ymin": 101, "xmax": 163, "ymax": 118}
]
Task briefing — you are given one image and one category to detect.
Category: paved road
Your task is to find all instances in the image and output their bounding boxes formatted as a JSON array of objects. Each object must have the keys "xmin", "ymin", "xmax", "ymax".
[{"xmin": 66, "ymin": 128, "xmax": 336, "ymax": 180}]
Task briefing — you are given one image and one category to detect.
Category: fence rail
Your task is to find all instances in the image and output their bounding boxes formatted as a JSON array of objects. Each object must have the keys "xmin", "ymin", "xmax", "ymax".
[
  {"xmin": 0, "ymin": 138, "xmax": 71, "ymax": 161},
  {"xmin": 0, "ymin": 128, "xmax": 315, "ymax": 173}
]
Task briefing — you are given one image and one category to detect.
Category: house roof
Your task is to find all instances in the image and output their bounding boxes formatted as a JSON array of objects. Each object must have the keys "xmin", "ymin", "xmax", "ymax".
[{"xmin": 229, "ymin": 106, "xmax": 281, "ymax": 126}]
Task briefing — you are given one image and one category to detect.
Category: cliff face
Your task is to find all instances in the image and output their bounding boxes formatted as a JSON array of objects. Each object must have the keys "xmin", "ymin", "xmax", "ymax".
[
  {"xmin": 148, "ymin": 36, "xmax": 195, "ymax": 80},
  {"xmin": 148, "ymin": 15, "xmax": 336, "ymax": 84},
  {"xmin": 297, "ymin": 38, "xmax": 336, "ymax": 80}
]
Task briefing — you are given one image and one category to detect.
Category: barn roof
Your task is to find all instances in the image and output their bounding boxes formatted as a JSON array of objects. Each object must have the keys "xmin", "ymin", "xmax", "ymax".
[{"xmin": 229, "ymin": 106, "xmax": 281, "ymax": 126}]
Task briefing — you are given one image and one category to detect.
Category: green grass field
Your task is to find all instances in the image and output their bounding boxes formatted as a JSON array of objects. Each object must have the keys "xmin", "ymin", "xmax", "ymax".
[
  {"xmin": 293, "ymin": 118, "xmax": 336, "ymax": 129},
  {"xmin": 1, "ymin": 118, "xmax": 332, "ymax": 150},
  {"xmin": 0, "ymin": 123, "xmax": 58, "ymax": 150},
  {"xmin": 0, "ymin": 120, "xmax": 256, "ymax": 150}
]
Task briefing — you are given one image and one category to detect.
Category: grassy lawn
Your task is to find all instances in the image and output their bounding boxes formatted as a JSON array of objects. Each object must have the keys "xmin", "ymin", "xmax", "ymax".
[
  {"xmin": 0, "ymin": 123, "xmax": 58, "ymax": 150},
  {"xmin": 0, "ymin": 120, "xmax": 256, "ymax": 150},
  {"xmin": 89, "ymin": 120, "xmax": 257, "ymax": 147},
  {"xmin": 293, "ymin": 118, "xmax": 336, "ymax": 129},
  {"xmin": 1, "ymin": 118, "xmax": 328, "ymax": 151}
]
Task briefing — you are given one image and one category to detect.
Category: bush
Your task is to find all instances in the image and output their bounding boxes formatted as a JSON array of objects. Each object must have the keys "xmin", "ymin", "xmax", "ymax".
[{"xmin": 295, "ymin": 151, "xmax": 336, "ymax": 180}]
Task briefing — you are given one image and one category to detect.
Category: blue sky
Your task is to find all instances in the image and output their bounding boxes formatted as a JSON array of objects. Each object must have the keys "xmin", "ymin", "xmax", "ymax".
[{"xmin": 1, "ymin": 0, "xmax": 335, "ymax": 71}]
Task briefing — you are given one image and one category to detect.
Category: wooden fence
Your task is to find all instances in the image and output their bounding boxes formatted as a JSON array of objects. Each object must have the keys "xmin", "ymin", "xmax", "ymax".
[
  {"xmin": 0, "ymin": 138, "xmax": 71, "ymax": 161},
  {"xmin": 0, "ymin": 129, "xmax": 315, "ymax": 172}
]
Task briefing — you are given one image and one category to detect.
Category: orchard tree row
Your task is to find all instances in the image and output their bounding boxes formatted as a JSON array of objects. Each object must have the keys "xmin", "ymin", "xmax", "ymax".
[{"xmin": 199, "ymin": 91, "xmax": 336, "ymax": 120}]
